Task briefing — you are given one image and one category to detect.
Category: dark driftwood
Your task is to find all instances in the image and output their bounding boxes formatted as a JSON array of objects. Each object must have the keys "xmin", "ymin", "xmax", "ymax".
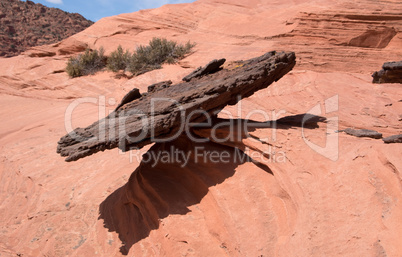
[
  {"xmin": 344, "ymin": 128, "xmax": 383, "ymax": 139},
  {"xmin": 182, "ymin": 58, "xmax": 226, "ymax": 82},
  {"xmin": 383, "ymin": 134, "xmax": 402, "ymax": 143},
  {"xmin": 57, "ymin": 51, "xmax": 296, "ymax": 161},
  {"xmin": 372, "ymin": 61, "xmax": 402, "ymax": 83}
]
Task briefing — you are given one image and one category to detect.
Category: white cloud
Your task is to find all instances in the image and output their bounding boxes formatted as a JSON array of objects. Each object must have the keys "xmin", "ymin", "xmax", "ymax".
[{"xmin": 45, "ymin": 0, "xmax": 63, "ymax": 4}]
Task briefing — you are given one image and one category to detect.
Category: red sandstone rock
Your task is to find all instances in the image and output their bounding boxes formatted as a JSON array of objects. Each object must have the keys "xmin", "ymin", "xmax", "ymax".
[{"xmin": 0, "ymin": 0, "xmax": 401, "ymax": 256}]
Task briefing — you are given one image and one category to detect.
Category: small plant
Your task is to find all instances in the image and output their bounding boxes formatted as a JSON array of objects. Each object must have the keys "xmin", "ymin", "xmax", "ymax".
[
  {"xmin": 106, "ymin": 45, "xmax": 131, "ymax": 72},
  {"xmin": 66, "ymin": 47, "xmax": 106, "ymax": 78},
  {"xmin": 127, "ymin": 45, "xmax": 162, "ymax": 76},
  {"xmin": 65, "ymin": 38, "xmax": 196, "ymax": 78},
  {"xmin": 171, "ymin": 41, "xmax": 197, "ymax": 61},
  {"xmin": 127, "ymin": 37, "xmax": 196, "ymax": 75}
]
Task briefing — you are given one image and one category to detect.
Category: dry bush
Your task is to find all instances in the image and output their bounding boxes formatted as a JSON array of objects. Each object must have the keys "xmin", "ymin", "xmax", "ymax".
[
  {"xmin": 66, "ymin": 38, "xmax": 195, "ymax": 78},
  {"xmin": 66, "ymin": 47, "xmax": 106, "ymax": 78},
  {"xmin": 106, "ymin": 45, "xmax": 131, "ymax": 72},
  {"xmin": 127, "ymin": 38, "xmax": 196, "ymax": 75}
]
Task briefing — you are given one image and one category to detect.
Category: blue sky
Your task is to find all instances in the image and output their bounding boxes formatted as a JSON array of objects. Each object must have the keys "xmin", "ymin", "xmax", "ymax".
[{"xmin": 29, "ymin": 0, "xmax": 196, "ymax": 22}]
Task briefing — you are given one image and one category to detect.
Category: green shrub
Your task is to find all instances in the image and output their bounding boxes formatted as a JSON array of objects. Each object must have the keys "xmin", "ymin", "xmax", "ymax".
[
  {"xmin": 171, "ymin": 41, "xmax": 197, "ymax": 61},
  {"xmin": 65, "ymin": 57, "xmax": 82, "ymax": 78},
  {"xmin": 106, "ymin": 45, "xmax": 131, "ymax": 72},
  {"xmin": 127, "ymin": 45, "xmax": 162, "ymax": 76},
  {"xmin": 66, "ymin": 47, "xmax": 106, "ymax": 78},
  {"xmin": 66, "ymin": 38, "xmax": 195, "ymax": 78},
  {"xmin": 127, "ymin": 37, "xmax": 196, "ymax": 75}
]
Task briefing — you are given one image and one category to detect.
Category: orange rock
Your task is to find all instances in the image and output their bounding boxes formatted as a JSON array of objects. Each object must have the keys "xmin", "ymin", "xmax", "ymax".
[{"xmin": 0, "ymin": 0, "xmax": 401, "ymax": 256}]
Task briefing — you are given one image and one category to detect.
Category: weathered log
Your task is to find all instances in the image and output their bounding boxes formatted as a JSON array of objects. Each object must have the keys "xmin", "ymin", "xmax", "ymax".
[{"xmin": 57, "ymin": 51, "xmax": 296, "ymax": 161}]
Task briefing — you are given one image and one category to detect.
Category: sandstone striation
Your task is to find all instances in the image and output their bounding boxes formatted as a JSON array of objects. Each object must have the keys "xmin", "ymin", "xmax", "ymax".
[
  {"xmin": 372, "ymin": 61, "xmax": 402, "ymax": 83},
  {"xmin": 57, "ymin": 51, "xmax": 296, "ymax": 161}
]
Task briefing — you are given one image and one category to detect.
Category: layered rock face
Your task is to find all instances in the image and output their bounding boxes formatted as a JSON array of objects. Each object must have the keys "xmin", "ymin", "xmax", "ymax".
[
  {"xmin": 0, "ymin": 0, "xmax": 402, "ymax": 256},
  {"xmin": 0, "ymin": 0, "xmax": 93, "ymax": 57}
]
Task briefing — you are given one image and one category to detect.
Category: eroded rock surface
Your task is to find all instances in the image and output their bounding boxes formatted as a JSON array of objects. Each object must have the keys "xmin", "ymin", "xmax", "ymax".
[
  {"xmin": 147, "ymin": 80, "xmax": 172, "ymax": 93},
  {"xmin": 115, "ymin": 88, "xmax": 141, "ymax": 111},
  {"xmin": 182, "ymin": 58, "xmax": 226, "ymax": 82},
  {"xmin": 57, "ymin": 51, "xmax": 296, "ymax": 161}
]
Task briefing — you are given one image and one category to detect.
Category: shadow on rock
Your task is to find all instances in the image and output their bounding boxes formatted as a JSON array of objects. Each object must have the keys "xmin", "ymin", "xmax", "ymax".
[
  {"xmin": 191, "ymin": 114, "xmax": 326, "ymax": 144},
  {"xmin": 276, "ymin": 113, "xmax": 327, "ymax": 129},
  {"xmin": 98, "ymin": 135, "xmax": 270, "ymax": 255},
  {"xmin": 98, "ymin": 114, "xmax": 324, "ymax": 255}
]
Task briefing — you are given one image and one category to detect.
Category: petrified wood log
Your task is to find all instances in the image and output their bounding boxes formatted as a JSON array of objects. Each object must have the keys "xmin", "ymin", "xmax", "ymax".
[
  {"xmin": 115, "ymin": 88, "xmax": 141, "ymax": 111},
  {"xmin": 383, "ymin": 134, "xmax": 402, "ymax": 144},
  {"xmin": 343, "ymin": 128, "xmax": 383, "ymax": 139},
  {"xmin": 182, "ymin": 58, "xmax": 226, "ymax": 82},
  {"xmin": 57, "ymin": 51, "xmax": 296, "ymax": 161}
]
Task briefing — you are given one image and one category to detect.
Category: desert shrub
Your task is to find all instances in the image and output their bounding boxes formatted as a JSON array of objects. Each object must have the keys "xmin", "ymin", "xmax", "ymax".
[
  {"xmin": 127, "ymin": 37, "xmax": 196, "ymax": 75},
  {"xmin": 171, "ymin": 41, "xmax": 197, "ymax": 61},
  {"xmin": 65, "ymin": 56, "xmax": 82, "ymax": 78},
  {"xmin": 106, "ymin": 45, "xmax": 131, "ymax": 72},
  {"xmin": 66, "ymin": 38, "xmax": 195, "ymax": 78},
  {"xmin": 66, "ymin": 47, "xmax": 106, "ymax": 78}
]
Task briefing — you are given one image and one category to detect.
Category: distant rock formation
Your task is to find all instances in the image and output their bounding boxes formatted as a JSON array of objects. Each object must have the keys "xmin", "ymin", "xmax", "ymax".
[
  {"xmin": 57, "ymin": 51, "xmax": 296, "ymax": 161},
  {"xmin": 0, "ymin": 0, "xmax": 93, "ymax": 57},
  {"xmin": 372, "ymin": 61, "xmax": 402, "ymax": 83}
]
